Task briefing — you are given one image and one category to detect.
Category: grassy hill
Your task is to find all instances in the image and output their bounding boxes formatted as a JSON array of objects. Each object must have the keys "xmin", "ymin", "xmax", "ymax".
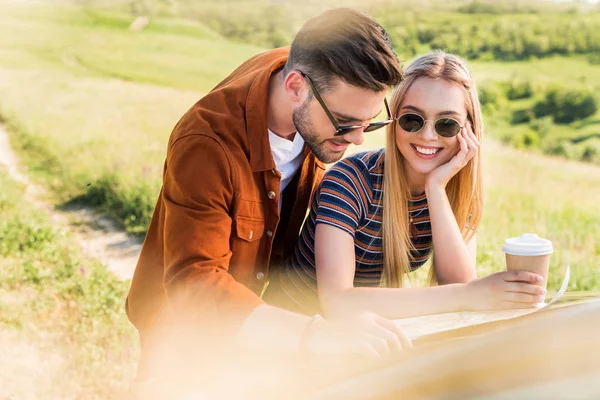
[
  {"xmin": 0, "ymin": 2, "xmax": 599, "ymax": 396},
  {"xmin": 0, "ymin": 2, "xmax": 261, "ymax": 233},
  {"xmin": 0, "ymin": 1, "xmax": 598, "ymax": 285},
  {"xmin": 0, "ymin": 171, "xmax": 137, "ymax": 398}
]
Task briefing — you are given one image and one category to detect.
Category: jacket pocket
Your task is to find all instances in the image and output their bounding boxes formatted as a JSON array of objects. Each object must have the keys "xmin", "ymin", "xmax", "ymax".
[{"xmin": 235, "ymin": 216, "xmax": 264, "ymax": 242}]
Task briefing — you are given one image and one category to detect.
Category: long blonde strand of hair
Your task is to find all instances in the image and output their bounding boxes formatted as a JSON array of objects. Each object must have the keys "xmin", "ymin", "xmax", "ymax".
[{"xmin": 382, "ymin": 50, "xmax": 484, "ymax": 288}]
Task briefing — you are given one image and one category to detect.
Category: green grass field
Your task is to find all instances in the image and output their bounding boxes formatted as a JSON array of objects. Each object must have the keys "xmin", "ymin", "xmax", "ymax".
[
  {"xmin": 0, "ymin": 172, "xmax": 137, "ymax": 398},
  {"xmin": 469, "ymin": 57, "xmax": 600, "ymax": 159},
  {"xmin": 0, "ymin": 2, "xmax": 599, "ymax": 396},
  {"xmin": 1, "ymin": 1, "xmax": 598, "ymax": 280},
  {"xmin": 0, "ymin": 2, "xmax": 263, "ymax": 232}
]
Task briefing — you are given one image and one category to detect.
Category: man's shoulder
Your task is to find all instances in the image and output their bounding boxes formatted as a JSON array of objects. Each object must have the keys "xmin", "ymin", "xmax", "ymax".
[
  {"xmin": 167, "ymin": 47, "xmax": 290, "ymax": 154},
  {"xmin": 217, "ymin": 47, "xmax": 290, "ymax": 87},
  {"xmin": 167, "ymin": 110, "xmax": 227, "ymax": 151}
]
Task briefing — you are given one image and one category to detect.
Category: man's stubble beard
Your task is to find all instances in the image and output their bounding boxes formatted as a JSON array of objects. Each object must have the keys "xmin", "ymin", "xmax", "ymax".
[{"xmin": 292, "ymin": 99, "xmax": 346, "ymax": 164}]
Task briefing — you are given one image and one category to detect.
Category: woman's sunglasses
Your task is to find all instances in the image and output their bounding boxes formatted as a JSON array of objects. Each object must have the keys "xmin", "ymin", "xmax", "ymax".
[{"xmin": 396, "ymin": 113, "xmax": 464, "ymax": 138}]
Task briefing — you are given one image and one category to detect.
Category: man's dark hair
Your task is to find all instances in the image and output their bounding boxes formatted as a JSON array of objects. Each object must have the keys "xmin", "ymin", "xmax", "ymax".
[{"xmin": 283, "ymin": 8, "xmax": 403, "ymax": 93}]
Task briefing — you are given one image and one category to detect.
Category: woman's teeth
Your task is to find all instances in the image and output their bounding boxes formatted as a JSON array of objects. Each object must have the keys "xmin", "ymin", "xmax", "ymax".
[{"xmin": 415, "ymin": 146, "xmax": 440, "ymax": 155}]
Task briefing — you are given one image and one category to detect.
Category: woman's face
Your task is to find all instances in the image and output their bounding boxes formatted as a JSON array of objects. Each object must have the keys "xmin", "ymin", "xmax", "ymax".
[{"xmin": 395, "ymin": 77, "xmax": 468, "ymax": 181}]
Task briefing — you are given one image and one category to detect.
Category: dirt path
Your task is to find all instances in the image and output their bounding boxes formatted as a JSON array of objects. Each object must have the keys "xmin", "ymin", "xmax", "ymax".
[{"xmin": 0, "ymin": 123, "xmax": 141, "ymax": 280}]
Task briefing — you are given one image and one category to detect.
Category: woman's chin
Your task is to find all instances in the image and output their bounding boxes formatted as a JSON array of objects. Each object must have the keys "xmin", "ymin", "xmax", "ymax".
[{"xmin": 406, "ymin": 159, "xmax": 438, "ymax": 175}]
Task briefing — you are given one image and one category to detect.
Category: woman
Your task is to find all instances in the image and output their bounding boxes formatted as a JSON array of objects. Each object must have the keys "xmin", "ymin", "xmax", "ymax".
[{"xmin": 266, "ymin": 51, "xmax": 546, "ymax": 319}]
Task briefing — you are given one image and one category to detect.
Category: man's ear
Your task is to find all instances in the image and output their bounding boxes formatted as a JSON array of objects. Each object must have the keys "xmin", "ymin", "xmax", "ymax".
[{"xmin": 284, "ymin": 70, "xmax": 307, "ymax": 104}]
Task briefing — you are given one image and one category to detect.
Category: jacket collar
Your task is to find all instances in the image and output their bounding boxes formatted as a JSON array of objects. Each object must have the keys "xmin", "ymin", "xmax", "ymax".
[{"xmin": 245, "ymin": 50, "xmax": 288, "ymax": 172}]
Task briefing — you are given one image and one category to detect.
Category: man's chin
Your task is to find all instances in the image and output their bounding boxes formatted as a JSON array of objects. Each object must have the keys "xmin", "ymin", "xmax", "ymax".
[
  {"xmin": 317, "ymin": 149, "xmax": 346, "ymax": 164},
  {"xmin": 306, "ymin": 142, "xmax": 345, "ymax": 164}
]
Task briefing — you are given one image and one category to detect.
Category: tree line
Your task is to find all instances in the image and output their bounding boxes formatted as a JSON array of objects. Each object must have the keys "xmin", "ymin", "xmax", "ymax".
[{"xmin": 77, "ymin": 0, "xmax": 600, "ymax": 62}]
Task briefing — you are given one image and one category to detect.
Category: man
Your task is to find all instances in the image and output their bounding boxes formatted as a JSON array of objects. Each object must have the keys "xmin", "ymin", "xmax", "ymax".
[{"xmin": 126, "ymin": 8, "xmax": 409, "ymax": 386}]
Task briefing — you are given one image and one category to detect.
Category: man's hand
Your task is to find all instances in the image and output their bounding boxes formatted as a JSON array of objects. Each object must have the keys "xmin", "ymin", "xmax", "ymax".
[
  {"xmin": 463, "ymin": 270, "xmax": 546, "ymax": 311},
  {"xmin": 303, "ymin": 311, "xmax": 412, "ymax": 358}
]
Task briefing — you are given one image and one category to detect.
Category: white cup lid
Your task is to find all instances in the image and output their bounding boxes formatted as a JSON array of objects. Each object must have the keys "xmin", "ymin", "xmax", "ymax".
[{"xmin": 502, "ymin": 233, "xmax": 553, "ymax": 256}]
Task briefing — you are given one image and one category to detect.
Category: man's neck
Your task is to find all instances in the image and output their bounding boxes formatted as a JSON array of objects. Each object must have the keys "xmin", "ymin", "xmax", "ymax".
[{"xmin": 267, "ymin": 70, "xmax": 297, "ymax": 141}]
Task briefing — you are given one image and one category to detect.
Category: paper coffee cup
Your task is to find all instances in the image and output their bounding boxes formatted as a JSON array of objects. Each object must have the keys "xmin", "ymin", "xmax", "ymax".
[{"xmin": 502, "ymin": 233, "xmax": 553, "ymax": 289}]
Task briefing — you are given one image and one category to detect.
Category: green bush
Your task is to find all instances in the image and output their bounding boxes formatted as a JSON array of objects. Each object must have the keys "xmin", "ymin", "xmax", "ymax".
[
  {"xmin": 511, "ymin": 108, "xmax": 534, "ymax": 124},
  {"xmin": 533, "ymin": 87, "xmax": 560, "ymax": 118},
  {"xmin": 478, "ymin": 84, "xmax": 505, "ymax": 113},
  {"xmin": 82, "ymin": 174, "xmax": 157, "ymax": 236},
  {"xmin": 506, "ymin": 80, "xmax": 534, "ymax": 100},
  {"xmin": 529, "ymin": 117, "xmax": 554, "ymax": 138},
  {"xmin": 580, "ymin": 140, "xmax": 600, "ymax": 164},
  {"xmin": 542, "ymin": 138, "xmax": 583, "ymax": 160},
  {"xmin": 588, "ymin": 53, "xmax": 600, "ymax": 65},
  {"xmin": 0, "ymin": 215, "xmax": 58, "ymax": 256},
  {"xmin": 506, "ymin": 127, "xmax": 541, "ymax": 149},
  {"xmin": 533, "ymin": 86, "xmax": 598, "ymax": 124}
]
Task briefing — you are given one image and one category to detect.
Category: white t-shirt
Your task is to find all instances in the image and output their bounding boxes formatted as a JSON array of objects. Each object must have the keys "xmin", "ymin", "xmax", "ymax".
[{"xmin": 268, "ymin": 129, "xmax": 305, "ymax": 210}]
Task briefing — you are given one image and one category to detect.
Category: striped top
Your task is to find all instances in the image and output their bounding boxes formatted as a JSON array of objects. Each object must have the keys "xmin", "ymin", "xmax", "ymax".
[{"xmin": 276, "ymin": 149, "xmax": 432, "ymax": 314}]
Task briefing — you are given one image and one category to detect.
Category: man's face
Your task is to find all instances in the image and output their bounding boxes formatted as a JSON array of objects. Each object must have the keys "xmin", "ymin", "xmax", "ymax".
[{"xmin": 293, "ymin": 77, "xmax": 388, "ymax": 164}]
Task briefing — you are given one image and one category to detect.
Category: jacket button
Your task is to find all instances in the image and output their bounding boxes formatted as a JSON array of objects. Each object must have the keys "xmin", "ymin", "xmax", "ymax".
[
  {"xmin": 267, "ymin": 191, "xmax": 276, "ymax": 200},
  {"xmin": 271, "ymin": 169, "xmax": 278, "ymax": 176},
  {"xmin": 266, "ymin": 230, "xmax": 273, "ymax": 238},
  {"xmin": 256, "ymin": 272, "xmax": 265, "ymax": 280}
]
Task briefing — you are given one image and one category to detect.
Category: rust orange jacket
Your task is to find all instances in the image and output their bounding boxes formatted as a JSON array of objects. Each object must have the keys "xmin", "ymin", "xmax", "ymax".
[{"xmin": 126, "ymin": 47, "xmax": 325, "ymax": 351}]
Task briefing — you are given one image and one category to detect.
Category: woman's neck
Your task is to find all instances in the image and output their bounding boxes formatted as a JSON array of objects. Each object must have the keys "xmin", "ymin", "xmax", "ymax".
[{"xmin": 407, "ymin": 167, "xmax": 426, "ymax": 196}]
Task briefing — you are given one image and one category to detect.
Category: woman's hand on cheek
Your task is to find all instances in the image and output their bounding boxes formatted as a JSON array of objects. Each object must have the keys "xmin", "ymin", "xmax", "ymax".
[{"xmin": 426, "ymin": 121, "xmax": 479, "ymax": 190}]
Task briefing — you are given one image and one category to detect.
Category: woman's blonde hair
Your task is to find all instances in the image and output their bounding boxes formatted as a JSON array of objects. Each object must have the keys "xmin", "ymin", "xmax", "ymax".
[{"xmin": 382, "ymin": 50, "xmax": 483, "ymax": 288}]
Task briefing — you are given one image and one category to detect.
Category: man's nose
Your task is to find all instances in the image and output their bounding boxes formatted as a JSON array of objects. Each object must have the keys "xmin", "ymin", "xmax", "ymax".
[{"xmin": 343, "ymin": 128, "xmax": 365, "ymax": 146}]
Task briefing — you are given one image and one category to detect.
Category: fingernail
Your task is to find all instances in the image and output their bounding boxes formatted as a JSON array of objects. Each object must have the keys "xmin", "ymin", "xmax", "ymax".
[
  {"xmin": 536, "ymin": 276, "xmax": 544, "ymax": 282},
  {"xmin": 538, "ymin": 296, "xmax": 545, "ymax": 302},
  {"xmin": 540, "ymin": 289, "xmax": 547, "ymax": 295}
]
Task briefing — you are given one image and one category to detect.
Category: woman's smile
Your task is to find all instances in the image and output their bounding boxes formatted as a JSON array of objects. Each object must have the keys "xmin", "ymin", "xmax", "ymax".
[{"xmin": 411, "ymin": 144, "xmax": 443, "ymax": 159}]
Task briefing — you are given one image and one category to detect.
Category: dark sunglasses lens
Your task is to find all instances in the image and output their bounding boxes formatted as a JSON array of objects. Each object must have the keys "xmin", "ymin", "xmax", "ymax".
[
  {"xmin": 335, "ymin": 127, "xmax": 359, "ymax": 136},
  {"xmin": 435, "ymin": 118, "xmax": 462, "ymax": 138},
  {"xmin": 363, "ymin": 121, "xmax": 390, "ymax": 133},
  {"xmin": 398, "ymin": 114, "xmax": 424, "ymax": 132}
]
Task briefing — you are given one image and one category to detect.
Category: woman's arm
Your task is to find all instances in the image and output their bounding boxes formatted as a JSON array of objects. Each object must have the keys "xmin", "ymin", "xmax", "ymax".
[
  {"xmin": 425, "ymin": 183, "xmax": 477, "ymax": 285},
  {"xmin": 316, "ymin": 223, "xmax": 467, "ymax": 319},
  {"xmin": 316, "ymin": 224, "xmax": 544, "ymax": 320}
]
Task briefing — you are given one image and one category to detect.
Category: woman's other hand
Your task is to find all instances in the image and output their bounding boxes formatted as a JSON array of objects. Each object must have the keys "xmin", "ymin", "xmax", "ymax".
[{"xmin": 462, "ymin": 270, "xmax": 547, "ymax": 311}]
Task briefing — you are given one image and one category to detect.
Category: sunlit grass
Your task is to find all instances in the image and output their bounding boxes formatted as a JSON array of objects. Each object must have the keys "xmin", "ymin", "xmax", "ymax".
[
  {"xmin": 470, "ymin": 56, "xmax": 600, "ymax": 89},
  {"xmin": 0, "ymin": 2, "xmax": 266, "ymax": 232},
  {"xmin": 478, "ymin": 141, "xmax": 600, "ymax": 292},
  {"xmin": 0, "ymin": 172, "xmax": 138, "ymax": 399},
  {"xmin": 0, "ymin": 1, "xmax": 598, "ymax": 290},
  {"xmin": 0, "ymin": 2, "xmax": 262, "ymax": 90}
]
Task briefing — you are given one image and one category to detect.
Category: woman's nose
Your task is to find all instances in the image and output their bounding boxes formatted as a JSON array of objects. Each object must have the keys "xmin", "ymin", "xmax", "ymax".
[{"xmin": 420, "ymin": 120, "xmax": 438, "ymax": 140}]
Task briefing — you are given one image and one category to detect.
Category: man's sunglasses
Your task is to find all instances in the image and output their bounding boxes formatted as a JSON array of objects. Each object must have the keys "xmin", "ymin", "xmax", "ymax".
[
  {"xmin": 396, "ymin": 113, "xmax": 464, "ymax": 138},
  {"xmin": 297, "ymin": 70, "xmax": 394, "ymax": 137}
]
